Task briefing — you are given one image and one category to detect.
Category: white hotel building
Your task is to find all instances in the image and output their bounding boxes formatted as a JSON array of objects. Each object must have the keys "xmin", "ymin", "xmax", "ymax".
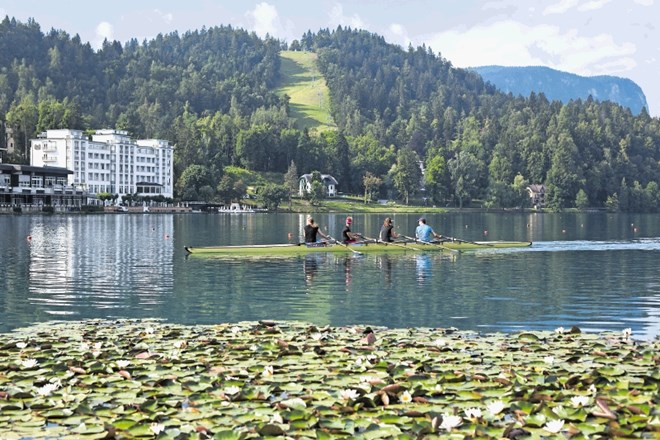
[{"xmin": 31, "ymin": 129, "xmax": 174, "ymax": 201}]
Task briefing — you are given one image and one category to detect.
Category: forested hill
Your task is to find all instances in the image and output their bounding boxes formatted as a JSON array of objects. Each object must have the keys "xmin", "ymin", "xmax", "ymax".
[
  {"xmin": 472, "ymin": 65, "xmax": 649, "ymax": 116},
  {"xmin": 0, "ymin": 18, "xmax": 659, "ymax": 212}
]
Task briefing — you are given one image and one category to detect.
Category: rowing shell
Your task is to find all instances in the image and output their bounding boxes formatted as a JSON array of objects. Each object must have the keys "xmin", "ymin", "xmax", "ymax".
[{"xmin": 184, "ymin": 240, "xmax": 532, "ymax": 255}]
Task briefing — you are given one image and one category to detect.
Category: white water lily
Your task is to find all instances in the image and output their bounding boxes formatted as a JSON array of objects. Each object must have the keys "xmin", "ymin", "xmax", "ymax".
[
  {"xmin": 399, "ymin": 390, "xmax": 413, "ymax": 404},
  {"xmin": 21, "ymin": 358, "xmax": 38, "ymax": 368},
  {"xmin": 311, "ymin": 332, "xmax": 323, "ymax": 341},
  {"xmin": 551, "ymin": 405, "xmax": 565, "ymax": 416},
  {"xmin": 440, "ymin": 414, "xmax": 462, "ymax": 431},
  {"xmin": 543, "ymin": 355, "xmax": 555, "ymax": 365},
  {"xmin": 433, "ymin": 338, "xmax": 447, "ymax": 347},
  {"xmin": 150, "ymin": 422, "xmax": 165, "ymax": 434},
  {"xmin": 80, "ymin": 342, "xmax": 90, "ymax": 351},
  {"xmin": 16, "ymin": 342, "xmax": 28, "ymax": 349},
  {"xmin": 36, "ymin": 382, "xmax": 59, "ymax": 396},
  {"xmin": 544, "ymin": 419, "xmax": 565, "ymax": 434},
  {"xmin": 92, "ymin": 350, "xmax": 102, "ymax": 358},
  {"xmin": 116, "ymin": 359, "xmax": 130, "ymax": 369},
  {"xmin": 172, "ymin": 340, "xmax": 185, "ymax": 349},
  {"xmin": 622, "ymin": 328, "xmax": 632, "ymax": 339},
  {"xmin": 486, "ymin": 400, "xmax": 505, "ymax": 415},
  {"xmin": 224, "ymin": 385, "xmax": 241, "ymax": 395},
  {"xmin": 464, "ymin": 407, "xmax": 482, "ymax": 419},
  {"xmin": 270, "ymin": 412, "xmax": 284, "ymax": 424},
  {"xmin": 555, "ymin": 326, "xmax": 565, "ymax": 334},
  {"xmin": 262, "ymin": 365, "xmax": 274, "ymax": 377},
  {"xmin": 230, "ymin": 326, "xmax": 241, "ymax": 334},
  {"xmin": 588, "ymin": 384, "xmax": 597, "ymax": 394},
  {"xmin": 93, "ymin": 342, "xmax": 103, "ymax": 350},
  {"xmin": 144, "ymin": 327, "xmax": 155, "ymax": 334},
  {"xmin": 571, "ymin": 395, "xmax": 590, "ymax": 407},
  {"xmin": 340, "ymin": 388, "xmax": 360, "ymax": 401}
]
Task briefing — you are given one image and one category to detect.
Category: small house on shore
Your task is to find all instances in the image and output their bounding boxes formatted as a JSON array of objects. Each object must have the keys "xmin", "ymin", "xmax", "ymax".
[
  {"xmin": 299, "ymin": 174, "xmax": 338, "ymax": 197},
  {"xmin": 527, "ymin": 184, "xmax": 546, "ymax": 208}
]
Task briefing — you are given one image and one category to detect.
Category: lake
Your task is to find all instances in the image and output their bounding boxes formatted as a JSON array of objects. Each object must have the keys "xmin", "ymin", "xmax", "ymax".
[{"xmin": 1, "ymin": 211, "xmax": 659, "ymax": 339}]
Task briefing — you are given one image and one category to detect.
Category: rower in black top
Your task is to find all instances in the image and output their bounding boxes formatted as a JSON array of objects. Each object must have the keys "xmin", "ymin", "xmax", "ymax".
[
  {"xmin": 379, "ymin": 217, "xmax": 399, "ymax": 242},
  {"xmin": 304, "ymin": 216, "xmax": 328, "ymax": 243},
  {"xmin": 342, "ymin": 216, "xmax": 359, "ymax": 243}
]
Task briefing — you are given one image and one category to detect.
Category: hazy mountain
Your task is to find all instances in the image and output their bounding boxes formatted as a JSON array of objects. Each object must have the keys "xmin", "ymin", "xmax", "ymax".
[{"xmin": 472, "ymin": 65, "xmax": 648, "ymax": 115}]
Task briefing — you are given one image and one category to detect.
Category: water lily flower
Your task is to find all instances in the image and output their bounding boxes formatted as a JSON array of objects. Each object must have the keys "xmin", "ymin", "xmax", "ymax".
[
  {"xmin": 36, "ymin": 382, "xmax": 59, "ymax": 396},
  {"xmin": 21, "ymin": 358, "xmax": 38, "ymax": 368},
  {"xmin": 622, "ymin": 328, "xmax": 632, "ymax": 339},
  {"xmin": 173, "ymin": 340, "xmax": 186, "ymax": 349},
  {"xmin": 486, "ymin": 400, "xmax": 505, "ymax": 415},
  {"xmin": 399, "ymin": 390, "xmax": 413, "ymax": 404},
  {"xmin": 150, "ymin": 422, "xmax": 165, "ymax": 435},
  {"xmin": 464, "ymin": 407, "xmax": 482, "ymax": 419},
  {"xmin": 571, "ymin": 395, "xmax": 590, "ymax": 407},
  {"xmin": 262, "ymin": 365, "xmax": 274, "ymax": 377},
  {"xmin": 224, "ymin": 385, "xmax": 241, "ymax": 395},
  {"xmin": 311, "ymin": 332, "xmax": 323, "ymax": 341},
  {"xmin": 552, "ymin": 405, "xmax": 565, "ymax": 416},
  {"xmin": 555, "ymin": 326, "xmax": 565, "ymax": 334},
  {"xmin": 440, "ymin": 414, "xmax": 462, "ymax": 431},
  {"xmin": 544, "ymin": 355, "xmax": 555, "ymax": 365},
  {"xmin": 433, "ymin": 338, "xmax": 447, "ymax": 347},
  {"xmin": 544, "ymin": 419, "xmax": 565, "ymax": 434},
  {"xmin": 145, "ymin": 327, "xmax": 155, "ymax": 334},
  {"xmin": 92, "ymin": 350, "xmax": 102, "ymax": 358},
  {"xmin": 116, "ymin": 359, "xmax": 130, "ymax": 369},
  {"xmin": 16, "ymin": 342, "xmax": 28, "ymax": 349},
  {"xmin": 230, "ymin": 326, "xmax": 241, "ymax": 334},
  {"xmin": 270, "ymin": 412, "xmax": 284, "ymax": 424},
  {"xmin": 340, "ymin": 388, "xmax": 360, "ymax": 401},
  {"xmin": 80, "ymin": 342, "xmax": 90, "ymax": 351},
  {"xmin": 588, "ymin": 384, "xmax": 597, "ymax": 394},
  {"xmin": 93, "ymin": 342, "xmax": 102, "ymax": 350}
]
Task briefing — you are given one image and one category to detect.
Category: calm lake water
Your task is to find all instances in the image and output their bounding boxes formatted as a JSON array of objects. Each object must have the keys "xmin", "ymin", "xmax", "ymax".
[{"xmin": 1, "ymin": 212, "xmax": 659, "ymax": 339}]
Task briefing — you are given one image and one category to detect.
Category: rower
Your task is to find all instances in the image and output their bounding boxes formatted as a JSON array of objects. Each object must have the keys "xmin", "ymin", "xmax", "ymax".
[{"xmin": 304, "ymin": 216, "xmax": 328, "ymax": 243}]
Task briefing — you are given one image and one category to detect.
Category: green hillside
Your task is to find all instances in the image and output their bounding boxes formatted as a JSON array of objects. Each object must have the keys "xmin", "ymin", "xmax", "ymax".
[{"xmin": 277, "ymin": 50, "xmax": 336, "ymax": 133}]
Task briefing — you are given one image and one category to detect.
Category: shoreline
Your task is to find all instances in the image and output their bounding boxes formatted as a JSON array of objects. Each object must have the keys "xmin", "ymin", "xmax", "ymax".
[{"xmin": 1, "ymin": 319, "xmax": 657, "ymax": 438}]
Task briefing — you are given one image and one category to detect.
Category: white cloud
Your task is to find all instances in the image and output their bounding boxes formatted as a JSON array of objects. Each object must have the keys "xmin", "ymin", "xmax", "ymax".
[
  {"xmin": 328, "ymin": 3, "xmax": 366, "ymax": 30},
  {"xmin": 94, "ymin": 21, "xmax": 114, "ymax": 48},
  {"xmin": 543, "ymin": 0, "xmax": 580, "ymax": 15},
  {"xmin": 633, "ymin": 0, "xmax": 654, "ymax": 5},
  {"xmin": 424, "ymin": 20, "xmax": 637, "ymax": 76},
  {"xmin": 154, "ymin": 9, "xmax": 174, "ymax": 25},
  {"xmin": 578, "ymin": 0, "xmax": 612, "ymax": 11},
  {"xmin": 246, "ymin": 2, "xmax": 294, "ymax": 40},
  {"xmin": 388, "ymin": 23, "xmax": 411, "ymax": 47}
]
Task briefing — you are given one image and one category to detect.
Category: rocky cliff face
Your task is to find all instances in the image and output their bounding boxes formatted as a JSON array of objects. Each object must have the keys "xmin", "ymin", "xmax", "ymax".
[{"xmin": 472, "ymin": 65, "xmax": 648, "ymax": 115}]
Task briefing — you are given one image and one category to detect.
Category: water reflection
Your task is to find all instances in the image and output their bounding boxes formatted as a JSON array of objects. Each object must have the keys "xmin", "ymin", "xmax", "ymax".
[{"xmin": 1, "ymin": 213, "xmax": 659, "ymax": 340}]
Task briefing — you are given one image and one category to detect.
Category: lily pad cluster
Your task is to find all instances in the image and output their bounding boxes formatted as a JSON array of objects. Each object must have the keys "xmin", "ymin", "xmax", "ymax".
[{"xmin": 0, "ymin": 320, "xmax": 658, "ymax": 439}]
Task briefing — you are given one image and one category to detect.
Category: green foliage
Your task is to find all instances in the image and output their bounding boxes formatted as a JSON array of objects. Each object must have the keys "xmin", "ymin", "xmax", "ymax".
[
  {"xmin": 258, "ymin": 183, "xmax": 289, "ymax": 211},
  {"xmin": 362, "ymin": 172, "xmax": 382, "ymax": 203},
  {"xmin": 575, "ymin": 189, "xmax": 589, "ymax": 210},
  {"xmin": 0, "ymin": 19, "xmax": 659, "ymax": 211},
  {"xmin": 176, "ymin": 165, "xmax": 212, "ymax": 200},
  {"xmin": 392, "ymin": 148, "xmax": 421, "ymax": 205}
]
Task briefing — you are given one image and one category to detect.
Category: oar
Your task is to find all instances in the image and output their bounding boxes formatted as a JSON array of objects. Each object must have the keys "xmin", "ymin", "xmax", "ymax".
[
  {"xmin": 357, "ymin": 234, "xmax": 422, "ymax": 251},
  {"xmin": 442, "ymin": 235, "xmax": 494, "ymax": 247},
  {"xmin": 402, "ymin": 235, "xmax": 460, "ymax": 253},
  {"xmin": 327, "ymin": 235, "xmax": 363, "ymax": 256}
]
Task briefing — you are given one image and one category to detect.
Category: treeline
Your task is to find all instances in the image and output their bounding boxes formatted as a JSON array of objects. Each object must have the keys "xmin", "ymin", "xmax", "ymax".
[{"xmin": 1, "ymin": 17, "xmax": 659, "ymax": 211}]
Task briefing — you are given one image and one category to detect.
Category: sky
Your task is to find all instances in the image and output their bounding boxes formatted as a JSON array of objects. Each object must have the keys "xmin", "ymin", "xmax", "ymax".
[{"xmin": 1, "ymin": 0, "xmax": 658, "ymax": 116}]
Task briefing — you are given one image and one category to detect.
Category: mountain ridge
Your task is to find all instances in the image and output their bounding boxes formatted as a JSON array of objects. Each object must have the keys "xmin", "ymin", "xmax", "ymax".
[{"xmin": 471, "ymin": 65, "xmax": 648, "ymax": 115}]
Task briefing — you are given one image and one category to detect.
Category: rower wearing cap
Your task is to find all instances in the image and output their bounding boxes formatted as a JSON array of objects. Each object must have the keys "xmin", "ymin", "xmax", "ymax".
[
  {"xmin": 415, "ymin": 217, "xmax": 442, "ymax": 243},
  {"xmin": 342, "ymin": 216, "xmax": 360, "ymax": 243}
]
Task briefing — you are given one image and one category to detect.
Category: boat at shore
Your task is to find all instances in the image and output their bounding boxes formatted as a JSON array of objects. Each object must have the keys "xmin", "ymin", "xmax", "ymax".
[{"xmin": 184, "ymin": 240, "xmax": 532, "ymax": 255}]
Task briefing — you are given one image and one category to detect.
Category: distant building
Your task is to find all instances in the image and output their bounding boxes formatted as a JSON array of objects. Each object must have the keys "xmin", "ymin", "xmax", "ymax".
[
  {"xmin": 299, "ymin": 173, "xmax": 338, "ymax": 197},
  {"xmin": 527, "ymin": 184, "xmax": 546, "ymax": 208},
  {"xmin": 30, "ymin": 129, "xmax": 174, "ymax": 200},
  {"xmin": 0, "ymin": 163, "xmax": 86, "ymax": 210}
]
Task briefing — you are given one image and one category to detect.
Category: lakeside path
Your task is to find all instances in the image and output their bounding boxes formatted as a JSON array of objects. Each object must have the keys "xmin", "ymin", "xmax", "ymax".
[{"xmin": 1, "ymin": 320, "xmax": 657, "ymax": 439}]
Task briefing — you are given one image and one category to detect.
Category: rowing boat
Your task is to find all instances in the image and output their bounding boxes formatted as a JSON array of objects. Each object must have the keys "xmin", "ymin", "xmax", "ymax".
[{"xmin": 184, "ymin": 240, "xmax": 532, "ymax": 255}]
